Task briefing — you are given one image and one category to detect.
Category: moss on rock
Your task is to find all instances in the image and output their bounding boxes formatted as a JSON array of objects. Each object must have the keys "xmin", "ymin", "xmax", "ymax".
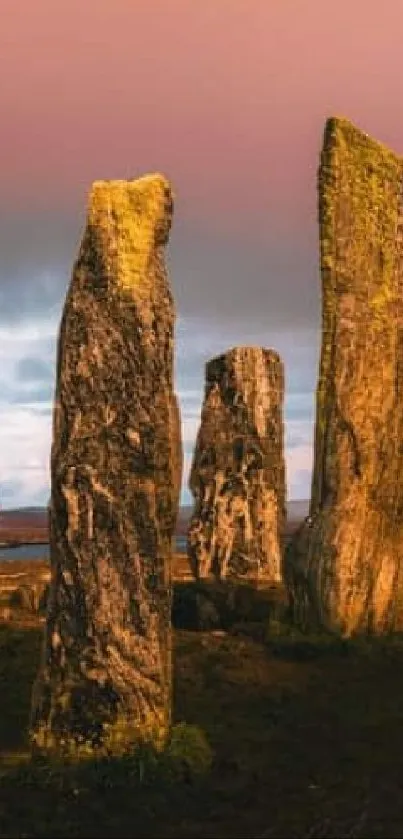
[{"xmin": 286, "ymin": 116, "xmax": 403, "ymax": 636}]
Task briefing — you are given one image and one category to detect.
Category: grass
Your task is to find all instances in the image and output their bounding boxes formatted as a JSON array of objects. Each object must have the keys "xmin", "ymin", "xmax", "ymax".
[{"xmin": 1, "ymin": 616, "xmax": 403, "ymax": 837}]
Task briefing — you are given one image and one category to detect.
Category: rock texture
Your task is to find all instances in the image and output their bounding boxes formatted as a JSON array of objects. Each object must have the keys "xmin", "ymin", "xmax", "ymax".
[
  {"xmin": 30, "ymin": 174, "xmax": 182, "ymax": 755},
  {"xmin": 285, "ymin": 117, "xmax": 403, "ymax": 636},
  {"xmin": 188, "ymin": 347, "xmax": 286, "ymax": 582}
]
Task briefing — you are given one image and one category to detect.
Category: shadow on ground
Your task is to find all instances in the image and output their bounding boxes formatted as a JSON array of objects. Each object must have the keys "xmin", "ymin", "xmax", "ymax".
[{"xmin": 1, "ymin": 618, "xmax": 403, "ymax": 837}]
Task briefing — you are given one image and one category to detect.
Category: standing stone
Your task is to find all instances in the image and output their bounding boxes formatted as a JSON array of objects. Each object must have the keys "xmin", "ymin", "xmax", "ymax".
[
  {"xmin": 30, "ymin": 174, "xmax": 182, "ymax": 755},
  {"xmin": 285, "ymin": 117, "xmax": 403, "ymax": 636},
  {"xmin": 188, "ymin": 347, "xmax": 286, "ymax": 582}
]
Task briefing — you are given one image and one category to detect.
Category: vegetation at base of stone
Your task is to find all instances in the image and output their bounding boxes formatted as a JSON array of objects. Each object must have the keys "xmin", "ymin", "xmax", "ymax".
[
  {"xmin": 31, "ymin": 719, "xmax": 213, "ymax": 778},
  {"xmin": 163, "ymin": 722, "xmax": 213, "ymax": 779},
  {"xmin": 3, "ymin": 618, "xmax": 403, "ymax": 837},
  {"xmin": 29, "ymin": 722, "xmax": 212, "ymax": 789}
]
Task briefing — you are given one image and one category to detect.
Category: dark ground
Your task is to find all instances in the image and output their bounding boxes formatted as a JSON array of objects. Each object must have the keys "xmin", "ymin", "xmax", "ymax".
[{"xmin": 1, "ymin": 613, "xmax": 403, "ymax": 838}]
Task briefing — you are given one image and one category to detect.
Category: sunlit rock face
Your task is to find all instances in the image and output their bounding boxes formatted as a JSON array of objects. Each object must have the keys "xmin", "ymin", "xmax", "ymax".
[
  {"xmin": 30, "ymin": 174, "xmax": 182, "ymax": 755},
  {"xmin": 285, "ymin": 117, "xmax": 403, "ymax": 637},
  {"xmin": 188, "ymin": 347, "xmax": 286, "ymax": 583}
]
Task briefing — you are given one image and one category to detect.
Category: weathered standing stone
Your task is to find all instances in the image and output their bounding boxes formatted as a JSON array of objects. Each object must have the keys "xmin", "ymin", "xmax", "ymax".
[
  {"xmin": 30, "ymin": 174, "xmax": 182, "ymax": 755},
  {"xmin": 188, "ymin": 347, "xmax": 286, "ymax": 582},
  {"xmin": 285, "ymin": 117, "xmax": 403, "ymax": 636}
]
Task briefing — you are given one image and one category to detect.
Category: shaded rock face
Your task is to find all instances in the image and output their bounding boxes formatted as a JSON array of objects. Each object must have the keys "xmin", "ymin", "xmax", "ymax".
[
  {"xmin": 172, "ymin": 580, "xmax": 288, "ymax": 632},
  {"xmin": 188, "ymin": 347, "xmax": 286, "ymax": 582},
  {"xmin": 285, "ymin": 117, "xmax": 403, "ymax": 637},
  {"xmin": 30, "ymin": 174, "xmax": 182, "ymax": 754}
]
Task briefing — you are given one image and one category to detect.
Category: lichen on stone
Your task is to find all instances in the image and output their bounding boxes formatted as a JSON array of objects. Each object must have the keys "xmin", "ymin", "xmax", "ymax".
[
  {"xmin": 285, "ymin": 116, "xmax": 403, "ymax": 636},
  {"xmin": 87, "ymin": 173, "xmax": 173, "ymax": 299},
  {"xmin": 187, "ymin": 346, "xmax": 286, "ymax": 583},
  {"xmin": 30, "ymin": 173, "xmax": 182, "ymax": 757}
]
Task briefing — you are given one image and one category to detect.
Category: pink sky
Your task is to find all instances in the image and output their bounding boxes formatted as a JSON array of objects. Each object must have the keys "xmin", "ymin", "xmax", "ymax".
[
  {"xmin": 1, "ymin": 1, "xmax": 403, "ymax": 507},
  {"xmin": 2, "ymin": 0, "xmax": 403, "ymax": 234}
]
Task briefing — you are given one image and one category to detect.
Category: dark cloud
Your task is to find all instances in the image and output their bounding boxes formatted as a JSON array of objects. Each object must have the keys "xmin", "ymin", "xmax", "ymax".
[
  {"xmin": 0, "ymin": 234, "xmax": 319, "ymax": 507},
  {"xmin": 0, "ymin": 205, "xmax": 321, "ymax": 341},
  {"xmin": 1, "ymin": 349, "xmax": 54, "ymax": 403},
  {"xmin": 176, "ymin": 317, "xmax": 319, "ymax": 406},
  {"xmin": 9, "ymin": 385, "xmax": 53, "ymax": 404},
  {"xmin": 170, "ymin": 218, "xmax": 320, "ymax": 332},
  {"xmin": 16, "ymin": 356, "xmax": 54, "ymax": 383},
  {"xmin": 0, "ymin": 210, "xmax": 83, "ymax": 325},
  {"xmin": 0, "ymin": 379, "xmax": 53, "ymax": 406}
]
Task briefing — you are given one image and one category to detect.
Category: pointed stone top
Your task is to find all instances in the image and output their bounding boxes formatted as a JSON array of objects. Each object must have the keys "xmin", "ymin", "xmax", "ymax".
[
  {"xmin": 323, "ymin": 116, "xmax": 401, "ymax": 162},
  {"xmin": 91, "ymin": 171, "xmax": 171, "ymax": 198},
  {"xmin": 82, "ymin": 173, "xmax": 174, "ymax": 295},
  {"xmin": 89, "ymin": 172, "xmax": 173, "ymax": 243}
]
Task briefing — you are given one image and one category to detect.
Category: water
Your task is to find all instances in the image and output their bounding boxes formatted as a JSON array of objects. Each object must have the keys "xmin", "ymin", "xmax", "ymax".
[
  {"xmin": 0, "ymin": 543, "xmax": 49, "ymax": 561},
  {"xmin": 176, "ymin": 536, "xmax": 187, "ymax": 552},
  {"xmin": 0, "ymin": 538, "xmax": 188, "ymax": 562}
]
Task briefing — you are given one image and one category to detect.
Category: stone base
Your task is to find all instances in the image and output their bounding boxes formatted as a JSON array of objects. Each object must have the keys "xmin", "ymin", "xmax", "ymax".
[
  {"xmin": 172, "ymin": 579, "xmax": 289, "ymax": 631},
  {"xmin": 0, "ymin": 558, "xmax": 290, "ymax": 638}
]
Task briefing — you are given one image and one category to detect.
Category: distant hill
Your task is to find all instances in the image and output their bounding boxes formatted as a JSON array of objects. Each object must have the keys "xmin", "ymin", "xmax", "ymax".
[
  {"xmin": 1, "ymin": 507, "xmax": 46, "ymax": 516},
  {"xmin": 0, "ymin": 500, "xmax": 310, "ymax": 540}
]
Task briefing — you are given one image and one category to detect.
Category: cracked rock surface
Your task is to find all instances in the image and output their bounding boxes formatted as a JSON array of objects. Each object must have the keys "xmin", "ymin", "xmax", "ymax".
[
  {"xmin": 30, "ymin": 174, "xmax": 182, "ymax": 754},
  {"xmin": 285, "ymin": 118, "xmax": 403, "ymax": 636},
  {"xmin": 188, "ymin": 346, "xmax": 286, "ymax": 583}
]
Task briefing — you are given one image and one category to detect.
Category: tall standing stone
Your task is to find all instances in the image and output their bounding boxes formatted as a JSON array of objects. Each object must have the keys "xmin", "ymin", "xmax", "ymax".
[
  {"xmin": 30, "ymin": 174, "xmax": 182, "ymax": 755},
  {"xmin": 188, "ymin": 347, "xmax": 286, "ymax": 582},
  {"xmin": 285, "ymin": 117, "xmax": 403, "ymax": 636}
]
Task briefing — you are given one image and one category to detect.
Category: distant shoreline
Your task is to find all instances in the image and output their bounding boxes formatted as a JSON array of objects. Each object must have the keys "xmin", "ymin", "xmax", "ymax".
[
  {"xmin": 0, "ymin": 541, "xmax": 49, "ymax": 549},
  {"xmin": 0, "ymin": 501, "xmax": 308, "ymax": 555}
]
